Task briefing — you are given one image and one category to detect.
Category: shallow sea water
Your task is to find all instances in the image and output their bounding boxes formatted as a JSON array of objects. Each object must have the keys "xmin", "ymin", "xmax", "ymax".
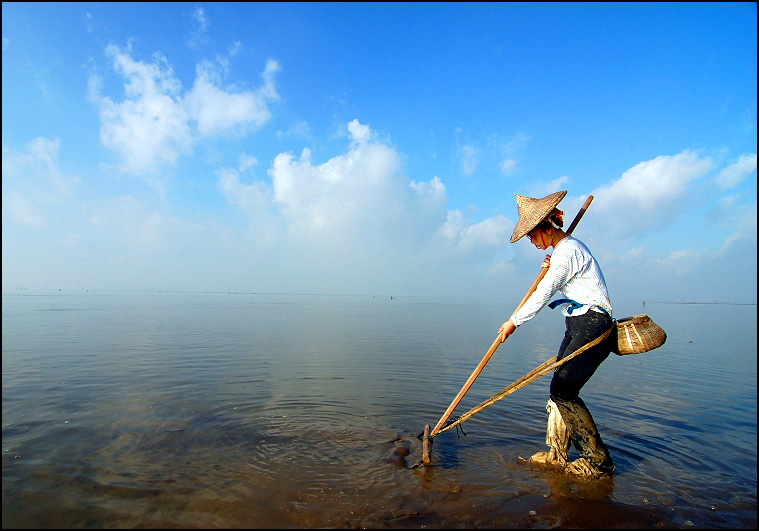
[{"xmin": 2, "ymin": 292, "xmax": 756, "ymax": 528}]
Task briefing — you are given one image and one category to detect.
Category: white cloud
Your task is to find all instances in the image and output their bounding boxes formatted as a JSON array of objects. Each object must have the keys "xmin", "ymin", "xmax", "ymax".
[
  {"xmin": 3, "ymin": 191, "xmax": 45, "ymax": 228},
  {"xmin": 193, "ymin": 7, "xmax": 208, "ymax": 33},
  {"xmin": 409, "ymin": 176, "xmax": 447, "ymax": 210},
  {"xmin": 2, "ymin": 137, "xmax": 79, "ymax": 228},
  {"xmin": 216, "ymin": 167, "xmax": 269, "ymax": 211},
  {"xmin": 460, "ymin": 144, "xmax": 482, "ymax": 176},
  {"xmin": 262, "ymin": 120, "xmax": 512, "ymax": 271},
  {"xmin": 617, "ymin": 246, "xmax": 645, "ymax": 262},
  {"xmin": 259, "ymin": 59, "xmax": 281, "ymax": 101},
  {"xmin": 438, "ymin": 210, "xmax": 511, "ymax": 254},
  {"xmin": 90, "ymin": 44, "xmax": 192, "ymax": 175},
  {"xmin": 502, "ymin": 131, "xmax": 531, "ymax": 153},
  {"xmin": 185, "ymin": 60, "xmax": 277, "ymax": 136},
  {"xmin": 187, "ymin": 7, "xmax": 210, "ymax": 49},
  {"xmin": 90, "ymin": 44, "xmax": 279, "ymax": 175},
  {"xmin": 278, "ymin": 119, "xmax": 314, "ymax": 142},
  {"xmin": 228, "ymin": 41, "xmax": 242, "ymax": 58},
  {"xmin": 708, "ymin": 194, "xmax": 757, "ymax": 248},
  {"xmin": 269, "ymin": 138, "xmax": 406, "ymax": 240},
  {"xmin": 437, "ymin": 209, "xmax": 465, "ymax": 241},
  {"xmin": 500, "ymin": 158, "xmax": 517, "ymax": 175},
  {"xmin": 222, "ymin": 120, "xmax": 515, "ymax": 295},
  {"xmin": 497, "ymin": 131, "xmax": 531, "ymax": 176},
  {"xmin": 654, "ymin": 247, "xmax": 702, "ymax": 278},
  {"xmin": 586, "ymin": 150, "xmax": 714, "ymax": 239},
  {"xmin": 531, "ymin": 176, "xmax": 571, "ymax": 198},
  {"xmin": 455, "ymin": 130, "xmax": 530, "ymax": 178},
  {"xmin": 347, "ymin": 118, "xmax": 372, "ymax": 145},
  {"xmin": 714, "ymin": 153, "xmax": 757, "ymax": 189},
  {"xmin": 594, "ymin": 150, "xmax": 713, "ymax": 213},
  {"xmin": 19, "ymin": 137, "xmax": 77, "ymax": 199},
  {"xmin": 89, "ymin": 196, "xmax": 185, "ymax": 254},
  {"xmin": 463, "ymin": 215, "xmax": 511, "ymax": 250},
  {"xmin": 238, "ymin": 152, "xmax": 258, "ymax": 173},
  {"xmin": 565, "ymin": 149, "xmax": 756, "ymax": 303}
]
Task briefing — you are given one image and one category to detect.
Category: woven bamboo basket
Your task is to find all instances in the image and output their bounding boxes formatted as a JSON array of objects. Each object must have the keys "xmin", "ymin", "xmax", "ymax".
[{"xmin": 612, "ymin": 314, "xmax": 667, "ymax": 355}]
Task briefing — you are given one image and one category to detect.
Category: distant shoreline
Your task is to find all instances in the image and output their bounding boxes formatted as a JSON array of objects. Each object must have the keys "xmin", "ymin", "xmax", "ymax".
[
  {"xmin": 644, "ymin": 301, "xmax": 757, "ymax": 306},
  {"xmin": 2, "ymin": 289, "xmax": 757, "ymax": 306}
]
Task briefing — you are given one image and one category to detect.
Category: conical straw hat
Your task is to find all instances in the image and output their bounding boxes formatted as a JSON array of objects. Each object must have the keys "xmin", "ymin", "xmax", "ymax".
[{"xmin": 510, "ymin": 190, "xmax": 567, "ymax": 243}]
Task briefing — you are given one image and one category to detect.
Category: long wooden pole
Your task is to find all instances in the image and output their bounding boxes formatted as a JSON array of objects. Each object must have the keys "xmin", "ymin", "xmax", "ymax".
[
  {"xmin": 429, "ymin": 334, "xmax": 501, "ymax": 436},
  {"xmin": 429, "ymin": 195, "xmax": 593, "ymax": 438}
]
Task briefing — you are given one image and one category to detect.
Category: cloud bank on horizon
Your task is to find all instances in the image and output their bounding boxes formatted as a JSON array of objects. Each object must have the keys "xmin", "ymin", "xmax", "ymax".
[{"xmin": 2, "ymin": 4, "xmax": 756, "ymax": 304}]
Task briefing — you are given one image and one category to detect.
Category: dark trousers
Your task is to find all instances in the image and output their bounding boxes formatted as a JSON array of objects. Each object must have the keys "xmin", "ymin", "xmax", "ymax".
[{"xmin": 549, "ymin": 311, "xmax": 614, "ymax": 471}]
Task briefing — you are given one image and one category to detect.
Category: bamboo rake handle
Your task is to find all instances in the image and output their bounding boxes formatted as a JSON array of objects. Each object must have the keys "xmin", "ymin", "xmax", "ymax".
[
  {"xmin": 429, "ymin": 195, "xmax": 594, "ymax": 437},
  {"xmin": 430, "ymin": 334, "xmax": 502, "ymax": 436},
  {"xmin": 513, "ymin": 267, "xmax": 549, "ymax": 315},
  {"xmin": 565, "ymin": 195, "xmax": 593, "ymax": 235}
]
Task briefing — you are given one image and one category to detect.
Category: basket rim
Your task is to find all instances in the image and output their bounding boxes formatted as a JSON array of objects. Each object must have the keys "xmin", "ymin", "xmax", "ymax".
[{"xmin": 615, "ymin": 314, "xmax": 650, "ymax": 325}]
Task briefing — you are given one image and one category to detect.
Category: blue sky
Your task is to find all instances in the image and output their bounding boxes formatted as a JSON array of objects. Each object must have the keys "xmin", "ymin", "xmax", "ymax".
[{"xmin": 2, "ymin": 3, "xmax": 756, "ymax": 303}]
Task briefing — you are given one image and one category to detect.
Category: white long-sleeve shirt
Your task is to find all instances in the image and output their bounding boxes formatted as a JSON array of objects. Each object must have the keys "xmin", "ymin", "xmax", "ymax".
[{"xmin": 511, "ymin": 236, "xmax": 612, "ymax": 327}]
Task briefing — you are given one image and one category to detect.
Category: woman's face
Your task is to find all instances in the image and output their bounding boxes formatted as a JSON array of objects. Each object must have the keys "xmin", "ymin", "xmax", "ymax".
[{"xmin": 527, "ymin": 227, "xmax": 551, "ymax": 250}]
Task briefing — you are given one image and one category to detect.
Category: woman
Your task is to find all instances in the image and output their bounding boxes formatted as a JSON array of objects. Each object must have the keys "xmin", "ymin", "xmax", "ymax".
[{"xmin": 498, "ymin": 190, "xmax": 615, "ymax": 478}]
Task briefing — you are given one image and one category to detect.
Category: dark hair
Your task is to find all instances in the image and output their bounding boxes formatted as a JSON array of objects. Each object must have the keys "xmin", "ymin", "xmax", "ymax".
[
  {"xmin": 534, "ymin": 219, "xmax": 552, "ymax": 232},
  {"xmin": 533, "ymin": 208, "xmax": 564, "ymax": 232}
]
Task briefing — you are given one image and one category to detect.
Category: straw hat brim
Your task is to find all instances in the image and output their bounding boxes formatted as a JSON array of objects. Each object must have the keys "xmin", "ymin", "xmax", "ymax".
[{"xmin": 510, "ymin": 190, "xmax": 567, "ymax": 243}]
